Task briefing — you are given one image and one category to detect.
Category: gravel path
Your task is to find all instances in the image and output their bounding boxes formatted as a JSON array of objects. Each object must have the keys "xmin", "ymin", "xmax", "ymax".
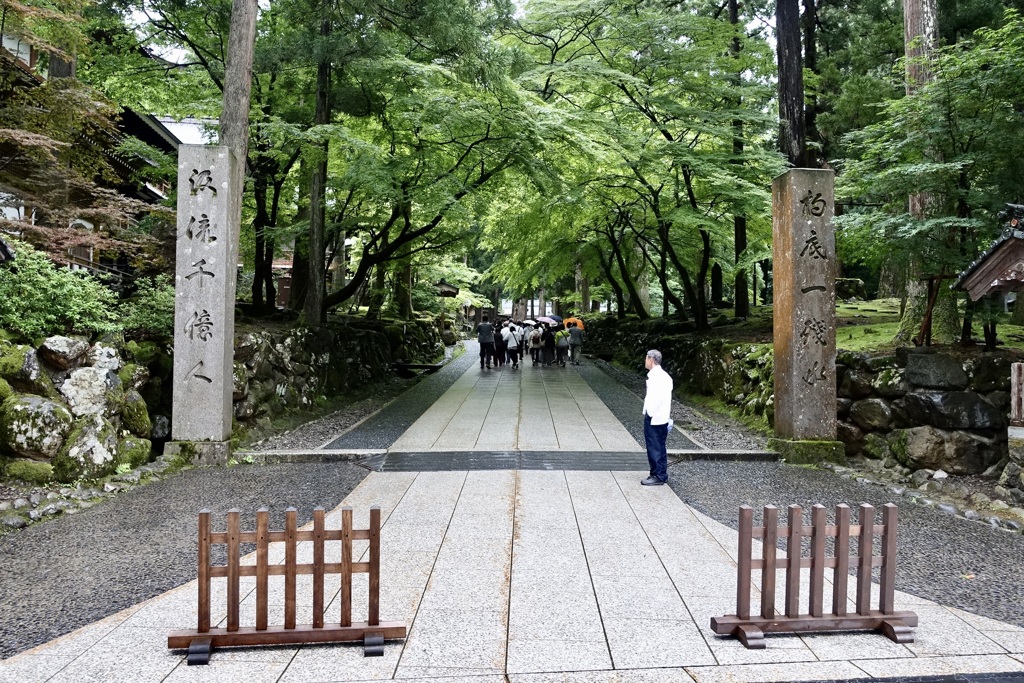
[
  {"xmin": 325, "ymin": 342, "xmax": 478, "ymax": 450},
  {"xmin": 0, "ymin": 463, "xmax": 368, "ymax": 659}
]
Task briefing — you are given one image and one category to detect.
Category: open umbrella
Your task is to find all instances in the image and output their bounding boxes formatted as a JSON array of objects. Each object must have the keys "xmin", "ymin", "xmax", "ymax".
[
  {"xmin": 549, "ymin": 314, "xmax": 563, "ymax": 322},
  {"xmin": 537, "ymin": 316, "xmax": 556, "ymax": 324},
  {"xmin": 521, "ymin": 319, "xmax": 537, "ymax": 326},
  {"xmin": 563, "ymin": 317, "xmax": 585, "ymax": 330}
]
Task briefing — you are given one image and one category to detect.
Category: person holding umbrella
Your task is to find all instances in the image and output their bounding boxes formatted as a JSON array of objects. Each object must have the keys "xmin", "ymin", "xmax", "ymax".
[{"xmin": 568, "ymin": 321, "xmax": 585, "ymax": 365}]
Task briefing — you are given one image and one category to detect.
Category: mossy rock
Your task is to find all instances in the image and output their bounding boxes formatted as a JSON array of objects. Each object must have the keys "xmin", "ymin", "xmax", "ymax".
[
  {"xmin": 52, "ymin": 414, "xmax": 119, "ymax": 482},
  {"xmin": 5, "ymin": 459, "xmax": 53, "ymax": 484},
  {"xmin": 117, "ymin": 364, "xmax": 150, "ymax": 392},
  {"xmin": 117, "ymin": 436, "xmax": 152, "ymax": 469},
  {"xmin": 862, "ymin": 433, "xmax": 890, "ymax": 460},
  {"xmin": 121, "ymin": 390, "xmax": 152, "ymax": 438},
  {"xmin": 0, "ymin": 395, "xmax": 74, "ymax": 459},
  {"xmin": 888, "ymin": 430, "xmax": 910, "ymax": 467},
  {"xmin": 0, "ymin": 379, "xmax": 12, "ymax": 403}
]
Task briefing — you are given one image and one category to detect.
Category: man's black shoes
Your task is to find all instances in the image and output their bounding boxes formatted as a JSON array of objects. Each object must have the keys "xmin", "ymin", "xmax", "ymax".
[{"xmin": 641, "ymin": 476, "xmax": 666, "ymax": 486}]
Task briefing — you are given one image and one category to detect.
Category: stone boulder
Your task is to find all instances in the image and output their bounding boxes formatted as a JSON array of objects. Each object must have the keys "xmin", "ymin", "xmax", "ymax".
[
  {"xmin": 871, "ymin": 368, "xmax": 908, "ymax": 399},
  {"xmin": 117, "ymin": 364, "xmax": 150, "ymax": 392},
  {"xmin": 58, "ymin": 367, "xmax": 122, "ymax": 418},
  {"xmin": 889, "ymin": 426, "xmax": 1000, "ymax": 474},
  {"xmin": 53, "ymin": 414, "xmax": 119, "ymax": 482},
  {"xmin": 836, "ymin": 421, "xmax": 864, "ymax": 456},
  {"xmin": 968, "ymin": 355, "xmax": 1014, "ymax": 393},
  {"xmin": 151, "ymin": 415, "xmax": 170, "ymax": 441},
  {"xmin": 901, "ymin": 391, "xmax": 1004, "ymax": 430},
  {"xmin": 121, "ymin": 390, "xmax": 152, "ymax": 438},
  {"xmin": 850, "ymin": 398, "xmax": 893, "ymax": 432},
  {"xmin": 839, "ymin": 370, "xmax": 874, "ymax": 399},
  {"xmin": 38, "ymin": 336, "xmax": 90, "ymax": 370},
  {"xmin": 0, "ymin": 344, "xmax": 55, "ymax": 396},
  {"xmin": 117, "ymin": 435, "xmax": 152, "ymax": 469},
  {"xmin": 0, "ymin": 395, "xmax": 74, "ymax": 459},
  {"xmin": 905, "ymin": 354, "xmax": 968, "ymax": 390},
  {"xmin": 87, "ymin": 343, "xmax": 122, "ymax": 371}
]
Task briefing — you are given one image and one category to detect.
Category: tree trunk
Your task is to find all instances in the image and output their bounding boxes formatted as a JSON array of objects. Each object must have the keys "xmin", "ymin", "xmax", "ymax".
[
  {"xmin": 802, "ymin": 0, "xmax": 820, "ymax": 165},
  {"xmin": 777, "ymin": 0, "xmax": 806, "ymax": 167},
  {"xmin": 304, "ymin": 18, "xmax": 331, "ymax": 329},
  {"xmin": 896, "ymin": 0, "xmax": 939, "ymax": 342},
  {"xmin": 395, "ymin": 260, "xmax": 413, "ymax": 319},
  {"xmin": 219, "ymin": 0, "xmax": 257, "ymax": 314}
]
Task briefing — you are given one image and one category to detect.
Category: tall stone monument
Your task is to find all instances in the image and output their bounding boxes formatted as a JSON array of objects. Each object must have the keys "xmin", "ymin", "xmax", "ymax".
[
  {"xmin": 770, "ymin": 169, "xmax": 842, "ymax": 462},
  {"xmin": 167, "ymin": 146, "xmax": 239, "ymax": 464}
]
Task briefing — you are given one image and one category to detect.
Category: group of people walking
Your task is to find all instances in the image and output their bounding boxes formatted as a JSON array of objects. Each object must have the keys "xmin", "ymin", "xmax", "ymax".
[{"xmin": 475, "ymin": 316, "xmax": 585, "ymax": 370}]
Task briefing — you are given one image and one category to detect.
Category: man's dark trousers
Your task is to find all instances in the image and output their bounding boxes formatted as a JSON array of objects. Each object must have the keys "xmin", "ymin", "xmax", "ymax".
[
  {"xmin": 480, "ymin": 342, "xmax": 494, "ymax": 367},
  {"xmin": 644, "ymin": 414, "xmax": 668, "ymax": 482}
]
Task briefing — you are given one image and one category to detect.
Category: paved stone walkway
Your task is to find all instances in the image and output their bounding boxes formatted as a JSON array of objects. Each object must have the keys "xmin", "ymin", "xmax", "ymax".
[
  {"xmin": 5, "ymin": 356, "xmax": 1024, "ymax": 682},
  {"xmin": 389, "ymin": 363, "xmax": 641, "ymax": 453}
]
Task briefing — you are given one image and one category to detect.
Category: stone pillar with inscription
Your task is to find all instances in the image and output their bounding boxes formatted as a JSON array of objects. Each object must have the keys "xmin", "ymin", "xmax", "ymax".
[
  {"xmin": 167, "ymin": 146, "xmax": 239, "ymax": 465},
  {"xmin": 769, "ymin": 169, "xmax": 844, "ymax": 463}
]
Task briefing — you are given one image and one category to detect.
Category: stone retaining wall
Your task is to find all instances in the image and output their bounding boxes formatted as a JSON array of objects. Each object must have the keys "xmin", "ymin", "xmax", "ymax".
[
  {"xmin": 586, "ymin": 316, "xmax": 1017, "ymax": 478},
  {"xmin": 0, "ymin": 317, "xmax": 443, "ymax": 484}
]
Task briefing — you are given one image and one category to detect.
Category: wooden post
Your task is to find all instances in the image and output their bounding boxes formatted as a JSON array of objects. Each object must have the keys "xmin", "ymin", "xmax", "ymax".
[
  {"xmin": 226, "ymin": 510, "xmax": 240, "ymax": 632},
  {"xmin": 341, "ymin": 506, "xmax": 353, "ymax": 627},
  {"xmin": 313, "ymin": 508, "xmax": 325, "ymax": 629},
  {"xmin": 369, "ymin": 506, "xmax": 381, "ymax": 627},
  {"xmin": 760, "ymin": 506, "xmax": 778, "ymax": 619},
  {"xmin": 198, "ymin": 510, "xmax": 211, "ymax": 633},
  {"xmin": 1011, "ymin": 363, "xmax": 1024, "ymax": 427},
  {"xmin": 856, "ymin": 504, "xmax": 875, "ymax": 615},
  {"xmin": 879, "ymin": 504, "xmax": 898, "ymax": 614},
  {"xmin": 737, "ymin": 506, "xmax": 753, "ymax": 620},
  {"xmin": 285, "ymin": 508, "xmax": 297, "ymax": 630},
  {"xmin": 832, "ymin": 504, "xmax": 850, "ymax": 616},
  {"xmin": 809, "ymin": 504, "xmax": 826, "ymax": 617},
  {"xmin": 256, "ymin": 508, "xmax": 269, "ymax": 631},
  {"xmin": 785, "ymin": 505, "xmax": 802, "ymax": 618}
]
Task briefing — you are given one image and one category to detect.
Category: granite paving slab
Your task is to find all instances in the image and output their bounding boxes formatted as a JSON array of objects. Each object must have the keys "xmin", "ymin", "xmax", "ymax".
[{"xmin": 7, "ymin": 469, "xmax": 1024, "ymax": 683}]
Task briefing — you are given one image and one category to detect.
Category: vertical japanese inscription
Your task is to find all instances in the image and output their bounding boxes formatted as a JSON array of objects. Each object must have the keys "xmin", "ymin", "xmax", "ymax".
[
  {"xmin": 173, "ymin": 146, "xmax": 237, "ymax": 442},
  {"xmin": 773, "ymin": 169, "xmax": 837, "ymax": 441}
]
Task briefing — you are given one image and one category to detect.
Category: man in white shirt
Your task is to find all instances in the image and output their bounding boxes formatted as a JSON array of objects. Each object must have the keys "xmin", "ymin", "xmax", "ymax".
[{"xmin": 641, "ymin": 349, "xmax": 673, "ymax": 486}]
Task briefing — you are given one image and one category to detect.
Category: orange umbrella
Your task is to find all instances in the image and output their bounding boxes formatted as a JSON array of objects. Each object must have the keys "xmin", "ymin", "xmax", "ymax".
[{"xmin": 563, "ymin": 317, "xmax": 585, "ymax": 330}]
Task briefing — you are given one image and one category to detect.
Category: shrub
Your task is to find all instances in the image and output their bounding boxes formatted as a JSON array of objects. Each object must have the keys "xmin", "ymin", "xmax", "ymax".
[
  {"xmin": 0, "ymin": 240, "xmax": 118, "ymax": 340},
  {"xmin": 118, "ymin": 275, "xmax": 175, "ymax": 340}
]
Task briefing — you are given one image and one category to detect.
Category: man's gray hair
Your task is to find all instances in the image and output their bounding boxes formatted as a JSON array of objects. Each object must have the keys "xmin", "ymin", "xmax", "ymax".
[{"xmin": 646, "ymin": 349, "xmax": 663, "ymax": 365}]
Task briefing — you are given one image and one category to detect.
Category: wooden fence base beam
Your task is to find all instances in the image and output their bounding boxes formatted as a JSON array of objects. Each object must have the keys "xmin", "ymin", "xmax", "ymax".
[
  {"xmin": 168, "ymin": 621, "xmax": 407, "ymax": 650},
  {"xmin": 711, "ymin": 610, "xmax": 918, "ymax": 648}
]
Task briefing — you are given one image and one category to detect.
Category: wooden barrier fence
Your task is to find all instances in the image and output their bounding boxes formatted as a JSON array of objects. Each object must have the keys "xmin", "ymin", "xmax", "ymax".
[
  {"xmin": 711, "ymin": 503, "xmax": 917, "ymax": 649},
  {"xmin": 168, "ymin": 505, "xmax": 406, "ymax": 664}
]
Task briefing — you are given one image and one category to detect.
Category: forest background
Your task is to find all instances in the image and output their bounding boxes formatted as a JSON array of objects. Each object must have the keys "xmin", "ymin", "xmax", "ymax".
[{"xmin": 2, "ymin": 0, "xmax": 1024, "ymax": 347}]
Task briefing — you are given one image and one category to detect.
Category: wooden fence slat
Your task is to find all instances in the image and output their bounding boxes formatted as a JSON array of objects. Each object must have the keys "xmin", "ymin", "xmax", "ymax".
[
  {"xmin": 809, "ymin": 504, "xmax": 826, "ymax": 617},
  {"xmin": 760, "ymin": 506, "xmax": 778, "ymax": 620},
  {"xmin": 832, "ymin": 504, "xmax": 850, "ymax": 617},
  {"xmin": 227, "ymin": 510, "xmax": 240, "ymax": 632},
  {"xmin": 341, "ymin": 507, "xmax": 353, "ymax": 628},
  {"xmin": 285, "ymin": 508, "xmax": 297, "ymax": 630},
  {"xmin": 856, "ymin": 504, "xmax": 874, "ymax": 615},
  {"xmin": 313, "ymin": 508, "xmax": 325, "ymax": 629},
  {"xmin": 198, "ymin": 510, "xmax": 211, "ymax": 633},
  {"xmin": 256, "ymin": 509, "xmax": 269, "ymax": 632},
  {"xmin": 785, "ymin": 505, "xmax": 802, "ymax": 618},
  {"xmin": 879, "ymin": 504, "xmax": 898, "ymax": 614},
  {"xmin": 737, "ymin": 506, "xmax": 753, "ymax": 620},
  {"xmin": 369, "ymin": 506, "xmax": 381, "ymax": 626}
]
